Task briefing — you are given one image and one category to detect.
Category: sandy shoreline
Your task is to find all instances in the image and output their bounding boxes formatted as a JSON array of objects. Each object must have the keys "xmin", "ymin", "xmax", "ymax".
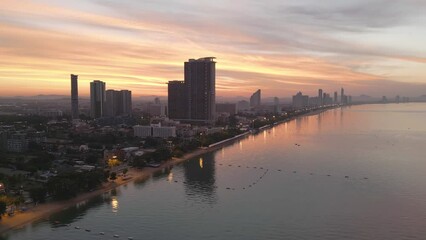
[{"xmin": 0, "ymin": 106, "xmax": 335, "ymax": 235}]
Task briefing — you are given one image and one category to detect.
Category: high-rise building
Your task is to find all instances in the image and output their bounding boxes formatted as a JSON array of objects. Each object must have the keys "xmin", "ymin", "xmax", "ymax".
[
  {"xmin": 340, "ymin": 88, "xmax": 345, "ymax": 104},
  {"xmin": 185, "ymin": 57, "xmax": 216, "ymax": 122},
  {"xmin": 318, "ymin": 89, "xmax": 323, "ymax": 105},
  {"xmin": 90, "ymin": 80, "xmax": 106, "ymax": 118},
  {"xmin": 334, "ymin": 91, "xmax": 338, "ymax": 104},
  {"xmin": 120, "ymin": 90, "xmax": 132, "ymax": 116},
  {"xmin": 237, "ymin": 100, "xmax": 250, "ymax": 112},
  {"xmin": 216, "ymin": 103, "xmax": 237, "ymax": 115},
  {"xmin": 168, "ymin": 80, "xmax": 188, "ymax": 120},
  {"xmin": 250, "ymin": 89, "xmax": 261, "ymax": 108},
  {"xmin": 292, "ymin": 92, "xmax": 309, "ymax": 109},
  {"xmin": 71, "ymin": 74, "xmax": 79, "ymax": 119},
  {"xmin": 105, "ymin": 89, "xmax": 132, "ymax": 117}
]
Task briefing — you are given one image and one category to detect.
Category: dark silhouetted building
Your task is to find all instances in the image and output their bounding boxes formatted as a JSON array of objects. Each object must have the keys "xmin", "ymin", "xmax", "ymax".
[
  {"xmin": 71, "ymin": 74, "xmax": 79, "ymax": 119},
  {"xmin": 334, "ymin": 91, "xmax": 338, "ymax": 104},
  {"xmin": 105, "ymin": 90, "xmax": 132, "ymax": 117},
  {"xmin": 292, "ymin": 92, "xmax": 309, "ymax": 108},
  {"xmin": 216, "ymin": 103, "xmax": 237, "ymax": 115},
  {"xmin": 90, "ymin": 80, "xmax": 106, "ymax": 118},
  {"xmin": 274, "ymin": 97, "xmax": 281, "ymax": 113},
  {"xmin": 318, "ymin": 89, "xmax": 323, "ymax": 105},
  {"xmin": 168, "ymin": 80, "xmax": 187, "ymax": 120},
  {"xmin": 237, "ymin": 100, "xmax": 250, "ymax": 112},
  {"xmin": 185, "ymin": 57, "xmax": 216, "ymax": 123},
  {"xmin": 250, "ymin": 89, "xmax": 261, "ymax": 108}
]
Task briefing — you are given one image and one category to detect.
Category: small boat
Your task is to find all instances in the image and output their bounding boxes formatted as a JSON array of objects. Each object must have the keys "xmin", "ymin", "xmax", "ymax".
[
  {"xmin": 99, "ymin": 232, "xmax": 105, "ymax": 235},
  {"xmin": 75, "ymin": 226, "xmax": 81, "ymax": 229},
  {"xmin": 128, "ymin": 237, "xmax": 134, "ymax": 240},
  {"xmin": 85, "ymin": 229, "xmax": 91, "ymax": 232},
  {"xmin": 114, "ymin": 234, "xmax": 120, "ymax": 238}
]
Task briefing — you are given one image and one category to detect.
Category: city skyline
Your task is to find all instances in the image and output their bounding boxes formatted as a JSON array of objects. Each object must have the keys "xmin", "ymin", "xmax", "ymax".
[{"xmin": 1, "ymin": 1, "xmax": 426, "ymax": 98}]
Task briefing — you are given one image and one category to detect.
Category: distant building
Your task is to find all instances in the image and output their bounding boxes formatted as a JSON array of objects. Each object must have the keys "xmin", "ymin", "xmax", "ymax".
[
  {"xmin": 250, "ymin": 89, "xmax": 261, "ymax": 108},
  {"xmin": 216, "ymin": 103, "xmax": 237, "ymax": 115},
  {"xmin": 147, "ymin": 103, "xmax": 167, "ymax": 117},
  {"xmin": 340, "ymin": 88, "xmax": 345, "ymax": 104},
  {"xmin": 292, "ymin": 92, "xmax": 309, "ymax": 108},
  {"xmin": 318, "ymin": 89, "xmax": 323, "ymax": 105},
  {"xmin": 7, "ymin": 133, "xmax": 28, "ymax": 153},
  {"xmin": 382, "ymin": 96, "xmax": 388, "ymax": 103},
  {"xmin": 71, "ymin": 74, "xmax": 79, "ymax": 119},
  {"xmin": 273, "ymin": 97, "xmax": 281, "ymax": 113},
  {"xmin": 323, "ymin": 93, "xmax": 333, "ymax": 105},
  {"xmin": 152, "ymin": 126, "xmax": 176, "ymax": 138},
  {"xmin": 39, "ymin": 110, "xmax": 63, "ymax": 118},
  {"xmin": 309, "ymin": 97, "xmax": 320, "ymax": 107},
  {"xmin": 168, "ymin": 80, "xmax": 187, "ymax": 120},
  {"xmin": 121, "ymin": 90, "xmax": 132, "ymax": 116},
  {"xmin": 90, "ymin": 80, "xmax": 106, "ymax": 118},
  {"xmin": 348, "ymin": 96, "xmax": 352, "ymax": 104},
  {"xmin": 395, "ymin": 95, "xmax": 400, "ymax": 103},
  {"xmin": 185, "ymin": 57, "xmax": 216, "ymax": 123},
  {"xmin": 237, "ymin": 100, "xmax": 250, "ymax": 112},
  {"xmin": 133, "ymin": 125, "xmax": 152, "ymax": 138},
  {"xmin": 105, "ymin": 90, "xmax": 132, "ymax": 117},
  {"xmin": 133, "ymin": 124, "xmax": 176, "ymax": 138},
  {"xmin": 334, "ymin": 91, "xmax": 338, "ymax": 104},
  {"xmin": 0, "ymin": 131, "xmax": 7, "ymax": 151}
]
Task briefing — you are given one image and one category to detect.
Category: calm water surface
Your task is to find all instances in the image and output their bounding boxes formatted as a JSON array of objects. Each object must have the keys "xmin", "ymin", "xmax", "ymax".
[{"xmin": 3, "ymin": 103, "xmax": 426, "ymax": 240}]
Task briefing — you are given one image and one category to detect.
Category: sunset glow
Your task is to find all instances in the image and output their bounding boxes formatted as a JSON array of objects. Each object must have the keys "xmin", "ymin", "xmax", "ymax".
[{"xmin": 1, "ymin": 0, "xmax": 426, "ymax": 97}]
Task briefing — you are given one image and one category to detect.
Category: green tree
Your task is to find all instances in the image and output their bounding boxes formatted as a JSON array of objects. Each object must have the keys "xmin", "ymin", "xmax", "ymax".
[
  {"xmin": 47, "ymin": 176, "xmax": 79, "ymax": 200},
  {"xmin": 29, "ymin": 187, "xmax": 47, "ymax": 203},
  {"xmin": 0, "ymin": 200, "xmax": 6, "ymax": 218},
  {"xmin": 153, "ymin": 147, "xmax": 172, "ymax": 162},
  {"xmin": 109, "ymin": 172, "xmax": 117, "ymax": 181}
]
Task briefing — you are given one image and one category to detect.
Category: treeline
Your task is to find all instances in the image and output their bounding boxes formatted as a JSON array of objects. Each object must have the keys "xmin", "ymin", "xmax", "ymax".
[
  {"xmin": 29, "ymin": 169, "xmax": 108, "ymax": 202},
  {"xmin": 132, "ymin": 147, "xmax": 172, "ymax": 167},
  {"xmin": 199, "ymin": 129, "xmax": 242, "ymax": 147}
]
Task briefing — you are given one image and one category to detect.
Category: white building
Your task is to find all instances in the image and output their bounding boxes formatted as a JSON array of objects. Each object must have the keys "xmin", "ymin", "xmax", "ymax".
[
  {"xmin": 133, "ymin": 125, "xmax": 152, "ymax": 138},
  {"xmin": 133, "ymin": 124, "xmax": 176, "ymax": 138},
  {"xmin": 152, "ymin": 126, "xmax": 176, "ymax": 138}
]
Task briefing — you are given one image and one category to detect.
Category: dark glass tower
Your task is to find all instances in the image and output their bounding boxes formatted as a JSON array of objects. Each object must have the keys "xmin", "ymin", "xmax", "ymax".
[
  {"xmin": 184, "ymin": 57, "xmax": 216, "ymax": 123},
  {"xmin": 70, "ymin": 74, "xmax": 79, "ymax": 119},
  {"xmin": 168, "ymin": 81, "xmax": 187, "ymax": 120}
]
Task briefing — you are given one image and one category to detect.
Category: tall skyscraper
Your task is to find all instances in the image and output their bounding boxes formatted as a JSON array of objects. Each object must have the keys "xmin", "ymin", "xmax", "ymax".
[
  {"xmin": 274, "ymin": 97, "xmax": 281, "ymax": 113},
  {"xmin": 168, "ymin": 81, "xmax": 187, "ymax": 120},
  {"xmin": 250, "ymin": 89, "xmax": 261, "ymax": 108},
  {"xmin": 318, "ymin": 89, "xmax": 323, "ymax": 105},
  {"xmin": 90, "ymin": 80, "xmax": 106, "ymax": 118},
  {"xmin": 185, "ymin": 57, "xmax": 216, "ymax": 122},
  {"xmin": 341, "ymin": 88, "xmax": 345, "ymax": 104},
  {"xmin": 334, "ymin": 91, "xmax": 338, "ymax": 104},
  {"xmin": 70, "ymin": 74, "xmax": 79, "ymax": 119},
  {"xmin": 105, "ymin": 89, "xmax": 132, "ymax": 117},
  {"xmin": 120, "ymin": 90, "xmax": 132, "ymax": 116}
]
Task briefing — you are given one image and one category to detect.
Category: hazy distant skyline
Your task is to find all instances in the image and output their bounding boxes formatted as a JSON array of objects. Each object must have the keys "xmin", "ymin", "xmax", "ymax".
[{"xmin": 1, "ymin": 0, "xmax": 426, "ymax": 97}]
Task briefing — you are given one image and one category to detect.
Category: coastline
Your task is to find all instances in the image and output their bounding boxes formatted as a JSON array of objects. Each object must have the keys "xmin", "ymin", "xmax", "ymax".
[
  {"xmin": 0, "ymin": 137, "xmax": 249, "ymax": 235},
  {"xmin": 0, "ymin": 106, "xmax": 334, "ymax": 235}
]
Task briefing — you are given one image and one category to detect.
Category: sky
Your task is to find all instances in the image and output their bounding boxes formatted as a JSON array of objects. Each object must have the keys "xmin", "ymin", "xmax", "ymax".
[{"xmin": 1, "ymin": 0, "xmax": 426, "ymax": 98}]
